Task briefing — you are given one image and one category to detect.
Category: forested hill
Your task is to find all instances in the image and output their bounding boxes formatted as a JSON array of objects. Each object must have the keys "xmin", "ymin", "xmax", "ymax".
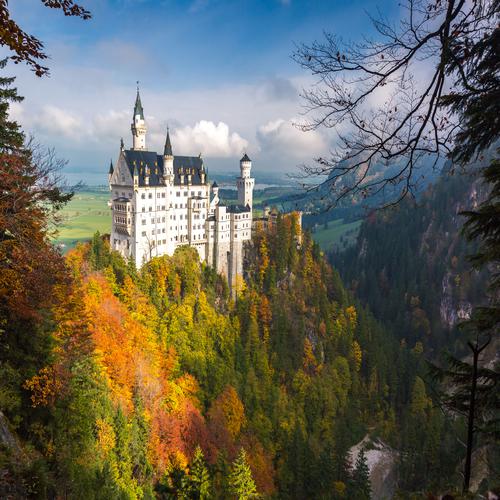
[
  {"xmin": 333, "ymin": 170, "xmax": 489, "ymax": 354},
  {"xmin": 1, "ymin": 212, "xmax": 460, "ymax": 498}
]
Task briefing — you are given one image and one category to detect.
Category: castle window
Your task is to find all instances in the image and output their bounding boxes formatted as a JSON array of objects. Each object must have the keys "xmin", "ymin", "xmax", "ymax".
[
  {"xmin": 142, "ymin": 207, "xmax": 145, "ymax": 212},
  {"xmin": 149, "ymin": 207, "xmax": 152, "ymax": 212},
  {"xmin": 141, "ymin": 194, "xmax": 145, "ymax": 199},
  {"xmin": 148, "ymin": 193, "xmax": 152, "ymax": 199},
  {"xmin": 162, "ymin": 193, "xmax": 165, "ymax": 198},
  {"xmin": 176, "ymin": 192, "xmax": 180, "ymax": 197},
  {"xmin": 142, "ymin": 220, "xmax": 146, "ymax": 225},
  {"xmin": 142, "ymin": 231, "xmax": 146, "ymax": 236}
]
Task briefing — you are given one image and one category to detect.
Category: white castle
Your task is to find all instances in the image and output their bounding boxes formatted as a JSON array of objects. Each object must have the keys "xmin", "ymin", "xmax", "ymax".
[{"xmin": 109, "ymin": 89, "xmax": 254, "ymax": 288}]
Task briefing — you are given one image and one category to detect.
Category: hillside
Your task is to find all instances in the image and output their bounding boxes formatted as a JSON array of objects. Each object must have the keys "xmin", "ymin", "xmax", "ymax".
[
  {"xmin": 333, "ymin": 170, "xmax": 490, "ymax": 354},
  {"xmin": 1, "ymin": 213, "xmax": 468, "ymax": 498}
]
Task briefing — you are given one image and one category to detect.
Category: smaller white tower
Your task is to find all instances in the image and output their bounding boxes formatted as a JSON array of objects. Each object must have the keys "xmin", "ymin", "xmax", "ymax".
[
  {"xmin": 163, "ymin": 128, "xmax": 174, "ymax": 186},
  {"xmin": 131, "ymin": 86, "xmax": 147, "ymax": 150},
  {"xmin": 237, "ymin": 153, "xmax": 255, "ymax": 208}
]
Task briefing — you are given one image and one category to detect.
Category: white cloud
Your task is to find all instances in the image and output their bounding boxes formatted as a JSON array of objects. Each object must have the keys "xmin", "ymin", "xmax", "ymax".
[
  {"xmin": 257, "ymin": 118, "xmax": 327, "ymax": 159},
  {"xmin": 29, "ymin": 105, "xmax": 85, "ymax": 140},
  {"xmin": 172, "ymin": 120, "xmax": 248, "ymax": 158}
]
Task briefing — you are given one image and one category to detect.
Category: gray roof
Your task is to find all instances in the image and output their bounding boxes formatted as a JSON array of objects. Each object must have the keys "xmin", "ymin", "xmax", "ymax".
[
  {"xmin": 123, "ymin": 149, "xmax": 205, "ymax": 187},
  {"xmin": 227, "ymin": 204, "xmax": 251, "ymax": 213},
  {"xmin": 109, "ymin": 159, "xmax": 114, "ymax": 175},
  {"xmin": 241, "ymin": 153, "xmax": 251, "ymax": 162}
]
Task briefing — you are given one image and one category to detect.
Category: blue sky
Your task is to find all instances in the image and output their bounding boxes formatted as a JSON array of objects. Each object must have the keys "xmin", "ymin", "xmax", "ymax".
[{"xmin": 6, "ymin": 0, "xmax": 398, "ymax": 184}]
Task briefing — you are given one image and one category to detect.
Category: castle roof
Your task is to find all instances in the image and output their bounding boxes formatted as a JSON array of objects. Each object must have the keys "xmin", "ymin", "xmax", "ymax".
[
  {"xmin": 133, "ymin": 90, "xmax": 144, "ymax": 120},
  {"xmin": 124, "ymin": 149, "xmax": 205, "ymax": 187},
  {"xmin": 241, "ymin": 153, "xmax": 251, "ymax": 162},
  {"xmin": 164, "ymin": 129, "xmax": 173, "ymax": 156},
  {"xmin": 108, "ymin": 159, "xmax": 114, "ymax": 175},
  {"xmin": 227, "ymin": 204, "xmax": 251, "ymax": 213}
]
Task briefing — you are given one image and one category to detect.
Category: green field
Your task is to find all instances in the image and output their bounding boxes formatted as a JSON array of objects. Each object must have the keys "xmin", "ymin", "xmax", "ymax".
[
  {"xmin": 53, "ymin": 189, "xmax": 111, "ymax": 251},
  {"xmin": 311, "ymin": 218, "xmax": 362, "ymax": 252}
]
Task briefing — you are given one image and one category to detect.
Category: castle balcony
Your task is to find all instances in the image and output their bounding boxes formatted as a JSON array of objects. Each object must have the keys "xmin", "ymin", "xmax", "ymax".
[{"xmin": 112, "ymin": 197, "xmax": 132, "ymax": 235}]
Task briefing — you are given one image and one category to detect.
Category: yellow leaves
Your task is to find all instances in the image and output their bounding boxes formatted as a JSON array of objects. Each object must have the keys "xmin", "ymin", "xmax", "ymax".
[
  {"xmin": 24, "ymin": 366, "xmax": 63, "ymax": 407},
  {"xmin": 352, "ymin": 340, "xmax": 362, "ymax": 371},
  {"xmin": 333, "ymin": 481, "xmax": 347, "ymax": 497},
  {"xmin": 96, "ymin": 418, "xmax": 116, "ymax": 456},
  {"xmin": 345, "ymin": 305, "xmax": 357, "ymax": 328},
  {"xmin": 209, "ymin": 385, "xmax": 246, "ymax": 440},
  {"xmin": 166, "ymin": 449, "xmax": 189, "ymax": 475},
  {"xmin": 164, "ymin": 374, "xmax": 199, "ymax": 413}
]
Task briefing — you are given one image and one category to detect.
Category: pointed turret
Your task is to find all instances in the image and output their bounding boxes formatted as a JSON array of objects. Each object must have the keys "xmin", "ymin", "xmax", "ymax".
[
  {"xmin": 131, "ymin": 84, "xmax": 147, "ymax": 150},
  {"xmin": 133, "ymin": 162, "xmax": 139, "ymax": 187},
  {"xmin": 133, "ymin": 88, "xmax": 144, "ymax": 120},
  {"xmin": 163, "ymin": 128, "xmax": 174, "ymax": 186},
  {"xmin": 164, "ymin": 128, "xmax": 173, "ymax": 156},
  {"xmin": 108, "ymin": 159, "xmax": 114, "ymax": 184}
]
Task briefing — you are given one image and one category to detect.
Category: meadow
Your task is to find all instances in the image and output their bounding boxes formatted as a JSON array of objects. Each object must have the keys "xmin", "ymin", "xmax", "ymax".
[
  {"xmin": 53, "ymin": 188, "xmax": 111, "ymax": 251},
  {"xmin": 311, "ymin": 218, "xmax": 362, "ymax": 252}
]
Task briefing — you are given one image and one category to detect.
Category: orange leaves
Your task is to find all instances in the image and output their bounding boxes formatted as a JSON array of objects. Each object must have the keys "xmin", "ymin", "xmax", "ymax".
[
  {"xmin": 24, "ymin": 365, "xmax": 64, "ymax": 407},
  {"xmin": 210, "ymin": 386, "xmax": 246, "ymax": 441}
]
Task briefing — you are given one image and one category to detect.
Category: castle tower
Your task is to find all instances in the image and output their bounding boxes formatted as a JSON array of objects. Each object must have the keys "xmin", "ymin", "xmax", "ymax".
[
  {"xmin": 237, "ymin": 153, "xmax": 255, "ymax": 208},
  {"xmin": 163, "ymin": 128, "xmax": 174, "ymax": 186},
  {"xmin": 131, "ymin": 86, "xmax": 147, "ymax": 150}
]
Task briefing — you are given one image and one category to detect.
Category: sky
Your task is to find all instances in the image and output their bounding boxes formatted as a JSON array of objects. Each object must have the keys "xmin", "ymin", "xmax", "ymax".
[{"xmin": 6, "ymin": 0, "xmax": 398, "ymax": 185}]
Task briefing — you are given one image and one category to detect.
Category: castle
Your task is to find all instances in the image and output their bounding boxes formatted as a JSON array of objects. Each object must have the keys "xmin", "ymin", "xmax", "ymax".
[{"xmin": 108, "ymin": 89, "xmax": 254, "ymax": 288}]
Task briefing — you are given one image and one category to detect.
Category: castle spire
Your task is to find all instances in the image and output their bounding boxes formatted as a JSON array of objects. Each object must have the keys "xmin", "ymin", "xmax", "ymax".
[
  {"xmin": 164, "ymin": 127, "xmax": 173, "ymax": 156},
  {"xmin": 133, "ymin": 82, "xmax": 144, "ymax": 120},
  {"xmin": 108, "ymin": 159, "xmax": 114, "ymax": 175}
]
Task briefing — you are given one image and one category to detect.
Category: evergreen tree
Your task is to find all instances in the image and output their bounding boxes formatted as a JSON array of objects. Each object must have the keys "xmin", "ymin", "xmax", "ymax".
[
  {"xmin": 351, "ymin": 448, "xmax": 371, "ymax": 500},
  {"xmin": 228, "ymin": 448, "xmax": 259, "ymax": 500},
  {"xmin": 180, "ymin": 446, "xmax": 211, "ymax": 500}
]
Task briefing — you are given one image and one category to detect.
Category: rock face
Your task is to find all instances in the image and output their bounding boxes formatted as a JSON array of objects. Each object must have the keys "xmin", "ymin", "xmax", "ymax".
[
  {"xmin": 0, "ymin": 410, "xmax": 22, "ymax": 457},
  {"xmin": 0, "ymin": 410, "xmax": 29, "ymax": 498},
  {"xmin": 349, "ymin": 435, "xmax": 398, "ymax": 500}
]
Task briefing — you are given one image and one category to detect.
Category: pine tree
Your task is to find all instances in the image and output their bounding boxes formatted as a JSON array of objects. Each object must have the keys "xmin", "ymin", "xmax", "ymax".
[
  {"xmin": 351, "ymin": 448, "xmax": 371, "ymax": 500},
  {"xmin": 228, "ymin": 448, "xmax": 259, "ymax": 500},
  {"xmin": 180, "ymin": 446, "xmax": 211, "ymax": 500}
]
